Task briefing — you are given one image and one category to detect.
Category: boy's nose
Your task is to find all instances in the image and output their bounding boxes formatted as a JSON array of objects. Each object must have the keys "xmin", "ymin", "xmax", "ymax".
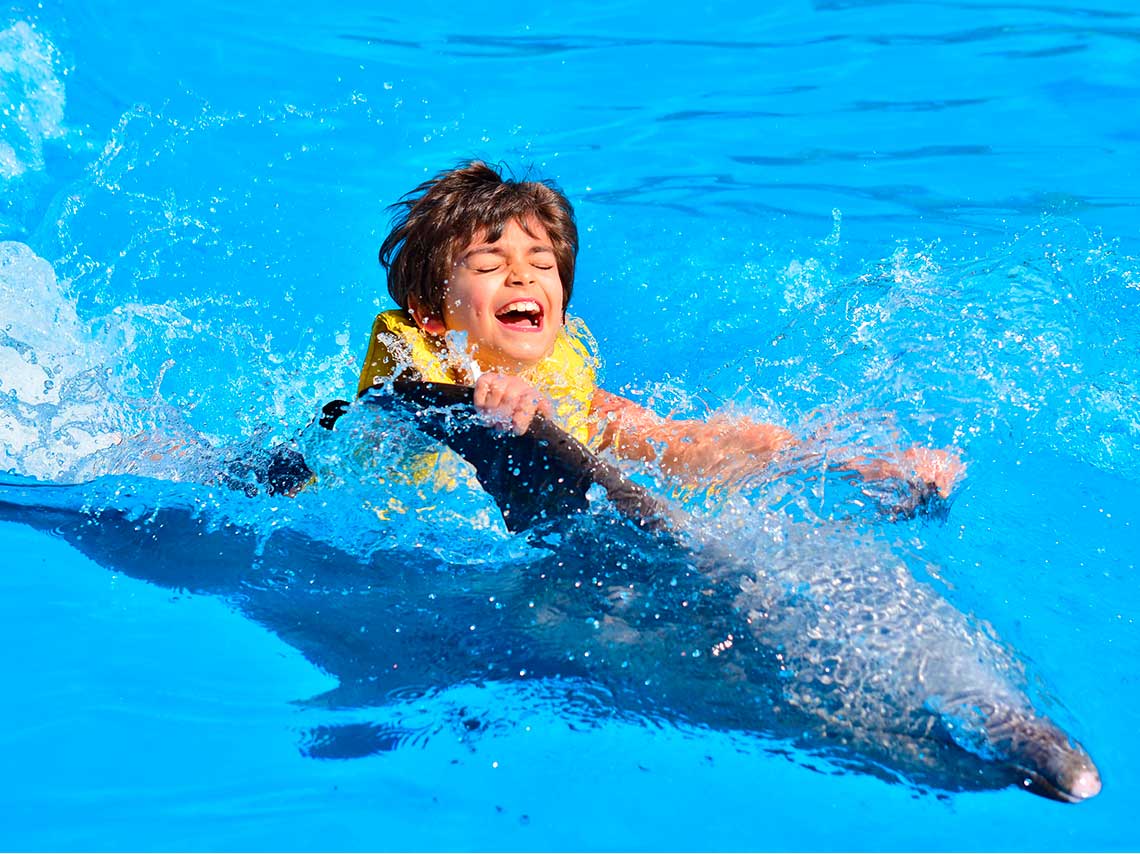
[{"xmin": 507, "ymin": 260, "xmax": 531, "ymax": 284}]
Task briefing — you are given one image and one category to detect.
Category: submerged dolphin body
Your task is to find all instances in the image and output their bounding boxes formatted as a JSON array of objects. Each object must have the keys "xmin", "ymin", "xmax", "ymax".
[
  {"xmin": 360, "ymin": 381, "xmax": 1102, "ymax": 802},
  {"xmin": 0, "ymin": 388, "xmax": 1101, "ymax": 803}
]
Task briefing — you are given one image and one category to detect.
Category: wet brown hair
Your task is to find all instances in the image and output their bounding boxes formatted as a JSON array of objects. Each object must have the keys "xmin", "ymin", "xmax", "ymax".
[{"xmin": 379, "ymin": 160, "xmax": 578, "ymax": 321}]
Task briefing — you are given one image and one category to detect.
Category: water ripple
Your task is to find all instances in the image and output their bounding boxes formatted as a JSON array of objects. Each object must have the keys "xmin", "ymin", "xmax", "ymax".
[
  {"xmin": 815, "ymin": 0, "xmax": 1136, "ymax": 22},
  {"xmin": 437, "ymin": 33, "xmax": 847, "ymax": 58},
  {"xmin": 335, "ymin": 33, "xmax": 422, "ymax": 50},
  {"xmin": 335, "ymin": 15, "xmax": 1140, "ymax": 60},
  {"xmin": 986, "ymin": 42, "xmax": 1091, "ymax": 59},
  {"xmin": 582, "ymin": 170, "xmax": 1139, "ymax": 232},
  {"xmin": 848, "ymin": 97, "xmax": 992, "ymax": 113},
  {"xmin": 732, "ymin": 145, "xmax": 995, "ymax": 166}
]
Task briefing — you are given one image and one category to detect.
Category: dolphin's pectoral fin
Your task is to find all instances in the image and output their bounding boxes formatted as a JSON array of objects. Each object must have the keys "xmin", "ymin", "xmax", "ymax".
[
  {"xmin": 856, "ymin": 476, "xmax": 953, "ymax": 522},
  {"xmin": 300, "ymin": 722, "xmax": 421, "ymax": 759}
]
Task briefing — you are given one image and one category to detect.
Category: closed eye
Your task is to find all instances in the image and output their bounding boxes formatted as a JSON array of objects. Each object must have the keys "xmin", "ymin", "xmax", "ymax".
[
  {"xmin": 529, "ymin": 248, "xmax": 556, "ymax": 270},
  {"xmin": 465, "ymin": 253, "xmax": 503, "ymax": 273},
  {"xmin": 461, "ymin": 246, "xmax": 556, "ymax": 273}
]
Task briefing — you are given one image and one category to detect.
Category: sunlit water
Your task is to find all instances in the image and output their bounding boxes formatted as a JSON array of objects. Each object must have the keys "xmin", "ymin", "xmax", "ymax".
[{"xmin": 1, "ymin": 2, "xmax": 1138, "ymax": 850}]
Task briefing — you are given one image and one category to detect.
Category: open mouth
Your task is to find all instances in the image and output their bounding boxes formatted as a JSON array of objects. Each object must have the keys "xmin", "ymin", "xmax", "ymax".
[{"xmin": 494, "ymin": 299, "xmax": 544, "ymax": 329}]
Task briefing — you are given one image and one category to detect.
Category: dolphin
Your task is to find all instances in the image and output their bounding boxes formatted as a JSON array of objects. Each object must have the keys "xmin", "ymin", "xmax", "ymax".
[
  {"xmin": 0, "ymin": 382, "xmax": 1101, "ymax": 802},
  {"xmin": 359, "ymin": 380, "xmax": 1103, "ymax": 801}
]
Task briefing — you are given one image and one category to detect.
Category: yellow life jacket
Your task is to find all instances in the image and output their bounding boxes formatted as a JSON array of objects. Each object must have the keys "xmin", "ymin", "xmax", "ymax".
[{"xmin": 357, "ymin": 309, "xmax": 600, "ymax": 447}]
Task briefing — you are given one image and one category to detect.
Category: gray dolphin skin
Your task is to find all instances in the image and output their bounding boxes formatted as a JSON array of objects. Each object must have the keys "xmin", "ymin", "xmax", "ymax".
[
  {"xmin": 695, "ymin": 515, "xmax": 1102, "ymax": 803},
  {"xmin": 0, "ymin": 387, "xmax": 1102, "ymax": 804},
  {"xmin": 364, "ymin": 380, "xmax": 1103, "ymax": 803}
]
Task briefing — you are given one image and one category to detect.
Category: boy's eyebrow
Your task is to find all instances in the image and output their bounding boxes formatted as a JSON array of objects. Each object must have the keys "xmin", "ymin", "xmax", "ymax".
[{"xmin": 458, "ymin": 242, "xmax": 556, "ymax": 262}]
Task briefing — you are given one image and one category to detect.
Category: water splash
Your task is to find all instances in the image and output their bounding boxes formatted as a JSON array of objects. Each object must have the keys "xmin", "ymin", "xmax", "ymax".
[
  {"xmin": 29, "ymin": 90, "xmax": 380, "ymax": 442},
  {"xmin": 727, "ymin": 220, "xmax": 1140, "ymax": 481},
  {"xmin": 0, "ymin": 241, "xmax": 130, "ymax": 479},
  {"xmin": 0, "ymin": 21, "xmax": 66, "ymax": 181}
]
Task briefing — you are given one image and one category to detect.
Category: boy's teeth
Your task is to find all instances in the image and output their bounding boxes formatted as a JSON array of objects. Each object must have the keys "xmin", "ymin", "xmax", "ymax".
[{"xmin": 496, "ymin": 300, "xmax": 542, "ymax": 325}]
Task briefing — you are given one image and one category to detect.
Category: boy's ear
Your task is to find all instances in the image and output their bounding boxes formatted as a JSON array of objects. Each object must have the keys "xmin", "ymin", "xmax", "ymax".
[{"xmin": 408, "ymin": 297, "xmax": 447, "ymax": 336}]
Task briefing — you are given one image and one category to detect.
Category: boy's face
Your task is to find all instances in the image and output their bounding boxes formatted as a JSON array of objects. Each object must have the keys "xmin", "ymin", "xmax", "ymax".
[{"xmin": 417, "ymin": 217, "xmax": 565, "ymax": 373}]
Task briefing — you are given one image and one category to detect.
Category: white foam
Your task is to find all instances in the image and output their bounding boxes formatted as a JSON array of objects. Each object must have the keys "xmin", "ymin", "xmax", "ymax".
[
  {"xmin": 0, "ymin": 242, "xmax": 124, "ymax": 479},
  {"xmin": 0, "ymin": 21, "xmax": 67, "ymax": 180}
]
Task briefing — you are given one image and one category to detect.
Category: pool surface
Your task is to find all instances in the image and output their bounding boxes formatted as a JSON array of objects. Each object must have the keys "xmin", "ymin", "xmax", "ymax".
[{"xmin": 1, "ymin": 1, "xmax": 1138, "ymax": 850}]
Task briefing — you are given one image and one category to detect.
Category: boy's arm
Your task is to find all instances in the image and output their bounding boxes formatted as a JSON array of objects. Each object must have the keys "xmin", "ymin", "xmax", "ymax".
[
  {"xmin": 589, "ymin": 389, "xmax": 964, "ymax": 497},
  {"xmin": 590, "ymin": 388, "xmax": 795, "ymax": 481}
]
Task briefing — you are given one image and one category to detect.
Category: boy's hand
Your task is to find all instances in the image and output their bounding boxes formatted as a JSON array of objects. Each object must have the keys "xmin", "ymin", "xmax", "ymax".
[
  {"xmin": 900, "ymin": 446, "xmax": 966, "ymax": 498},
  {"xmin": 834, "ymin": 444, "xmax": 966, "ymax": 501},
  {"xmin": 473, "ymin": 372, "xmax": 554, "ymax": 436}
]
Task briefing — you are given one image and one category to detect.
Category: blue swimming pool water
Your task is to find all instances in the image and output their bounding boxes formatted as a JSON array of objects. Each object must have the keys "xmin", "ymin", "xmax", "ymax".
[{"xmin": 2, "ymin": 1, "xmax": 1139, "ymax": 850}]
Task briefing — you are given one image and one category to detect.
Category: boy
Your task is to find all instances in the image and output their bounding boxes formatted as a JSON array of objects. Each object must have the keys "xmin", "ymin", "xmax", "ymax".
[{"xmin": 358, "ymin": 160, "xmax": 962, "ymax": 498}]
